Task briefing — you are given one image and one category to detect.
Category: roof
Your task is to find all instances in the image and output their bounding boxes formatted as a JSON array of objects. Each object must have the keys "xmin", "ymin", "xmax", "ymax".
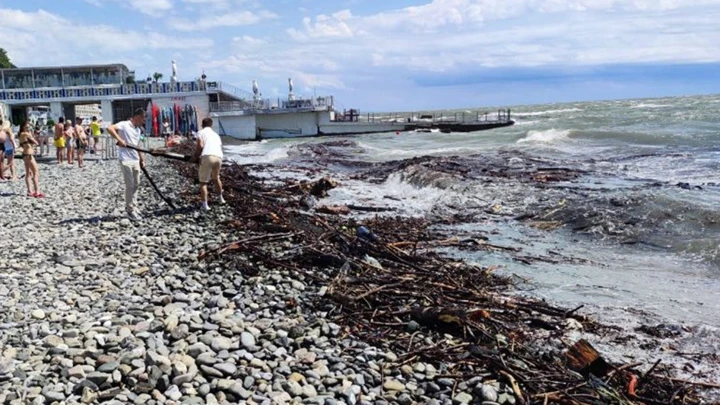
[{"xmin": 0, "ymin": 63, "xmax": 130, "ymax": 72}]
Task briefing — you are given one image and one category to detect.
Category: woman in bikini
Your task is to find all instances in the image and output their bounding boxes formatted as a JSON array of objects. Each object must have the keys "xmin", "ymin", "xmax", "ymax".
[{"xmin": 19, "ymin": 122, "xmax": 43, "ymax": 197}]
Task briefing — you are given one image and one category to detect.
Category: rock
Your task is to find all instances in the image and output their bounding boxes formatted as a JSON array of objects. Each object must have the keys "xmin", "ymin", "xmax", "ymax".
[
  {"xmin": 406, "ymin": 320, "xmax": 420, "ymax": 332},
  {"xmin": 453, "ymin": 392, "xmax": 473, "ymax": 404},
  {"xmin": 476, "ymin": 385, "xmax": 498, "ymax": 402},
  {"xmin": 86, "ymin": 372, "xmax": 110, "ymax": 386},
  {"xmin": 164, "ymin": 385, "xmax": 182, "ymax": 401},
  {"xmin": 240, "ymin": 332, "xmax": 256, "ymax": 349},
  {"xmin": 302, "ymin": 384, "xmax": 318, "ymax": 398},
  {"xmin": 45, "ymin": 391, "xmax": 65, "ymax": 402},
  {"xmin": 282, "ymin": 380, "xmax": 303, "ymax": 397},
  {"xmin": 383, "ymin": 379, "xmax": 405, "ymax": 391},
  {"xmin": 97, "ymin": 362, "xmax": 119, "ymax": 373},
  {"xmin": 214, "ymin": 363, "xmax": 237, "ymax": 376},
  {"xmin": 210, "ymin": 336, "xmax": 232, "ymax": 352},
  {"xmin": 68, "ymin": 366, "xmax": 86, "ymax": 379},
  {"xmin": 43, "ymin": 335, "xmax": 64, "ymax": 348},
  {"xmin": 497, "ymin": 393, "xmax": 515, "ymax": 405},
  {"xmin": 31, "ymin": 309, "xmax": 46, "ymax": 319}
]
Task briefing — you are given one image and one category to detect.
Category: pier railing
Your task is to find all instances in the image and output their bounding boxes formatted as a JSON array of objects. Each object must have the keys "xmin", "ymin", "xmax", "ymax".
[
  {"xmin": 210, "ymin": 95, "xmax": 335, "ymax": 113},
  {"xmin": 333, "ymin": 109, "xmax": 512, "ymax": 123}
]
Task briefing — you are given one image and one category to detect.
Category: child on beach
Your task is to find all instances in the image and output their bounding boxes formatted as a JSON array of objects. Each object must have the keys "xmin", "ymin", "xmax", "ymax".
[
  {"xmin": 64, "ymin": 121, "xmax": 75, "ymax": 165},
  {"xmin": 18, "ymin": 122, "xmax": 43, "ymax": 197},
  {"xmin": 75, "ymin": 117, "xmax": 88, "ymax": 168},
  {"xmin": 54, "ymin": 117, "xmax": 66, "ymax": 164}
]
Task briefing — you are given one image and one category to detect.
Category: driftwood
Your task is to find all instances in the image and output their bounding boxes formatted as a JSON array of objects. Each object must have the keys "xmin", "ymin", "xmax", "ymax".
[{"xmin": 166, "ymin": 141, "xmax": 711, "ymax": 405}]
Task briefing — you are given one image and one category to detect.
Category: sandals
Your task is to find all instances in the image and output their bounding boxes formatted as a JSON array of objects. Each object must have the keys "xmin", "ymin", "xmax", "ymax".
[{"xmin": 27, "ymin": 192, "xmax": 45, "ymax": 198}]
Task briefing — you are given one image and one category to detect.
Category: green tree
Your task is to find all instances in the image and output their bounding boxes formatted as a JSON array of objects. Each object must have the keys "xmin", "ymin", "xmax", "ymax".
[
  {"xmin": 152, "ymin": 72, "xmax": 163, "ymax": 83},
  {"xmin": 0, "ymin": 48, "xmax": 16, "ymax": 68}
]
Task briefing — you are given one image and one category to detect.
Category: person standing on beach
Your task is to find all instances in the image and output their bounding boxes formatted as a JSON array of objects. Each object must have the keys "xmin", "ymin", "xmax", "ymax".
[
  {"xmin": 64, "ymin": 121, "xmax": 75, "ymax": 165},
  {"xmin": 195, "ymin": 117, "xmax": 225, "ymax": 211},
  {"xmin": 54, "ymin": 117, "xmax": 66, "ymax": 164},
  {"xmin": 106, "ymin": 108, "xmax": 146, "ymax": 221},
  {"xmin": 0, "ymin": 120, "xmax": 7, "ymax": 180},
  {"xmin": 75, "ymin": 117, "xmax": 88, "ymax": 169},
  {"xmin": 4, "ymin": 126, "xmax": 17, "ymax": 180},
  {"xmin": 18, "ymin": 122, "xmax": 43, "ymax": 197},
  {"xmin": 90, "ymin": 116, "xmax": 101, "ymax": 153}
]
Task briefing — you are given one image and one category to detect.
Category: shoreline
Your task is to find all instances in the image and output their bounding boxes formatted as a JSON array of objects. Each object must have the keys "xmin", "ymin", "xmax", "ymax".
[{"xmin": 0, "ymin": 140, "xmax": 714, "ymax": 404}]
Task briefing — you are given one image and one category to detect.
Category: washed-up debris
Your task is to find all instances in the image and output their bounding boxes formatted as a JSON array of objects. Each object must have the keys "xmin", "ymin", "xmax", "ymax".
[{"xmin": 169, "ymin": 142, "xmax": 714, "ymax": 404}]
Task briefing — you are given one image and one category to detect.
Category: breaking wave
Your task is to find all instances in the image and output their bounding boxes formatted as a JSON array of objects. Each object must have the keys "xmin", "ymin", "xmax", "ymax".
[{"xmin": 517, "ymin": 129, "xmax": 573, "ymax": 144}]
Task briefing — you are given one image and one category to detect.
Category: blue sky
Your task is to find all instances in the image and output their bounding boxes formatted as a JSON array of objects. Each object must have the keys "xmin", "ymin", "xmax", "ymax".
[{"xmin": 0, "ymin": 0, "xmax": 719, "ymax": 111}]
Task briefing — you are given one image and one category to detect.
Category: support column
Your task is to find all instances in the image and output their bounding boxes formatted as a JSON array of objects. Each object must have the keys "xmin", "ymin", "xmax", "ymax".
[
  {"xmin": 0, "ymin": 104, "xmax": 10, "ymax": 127},
  {"xmin": 100, "ymin": 99, "xmax": 113, "ymax": 125},
  {"xmin": 49, "ymin": 102, "xmax": 63, "ymax": 121}
]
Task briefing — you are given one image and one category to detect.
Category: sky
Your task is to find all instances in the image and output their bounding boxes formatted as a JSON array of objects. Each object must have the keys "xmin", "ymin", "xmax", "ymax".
[{"xmin": 0, "ymin": 0, "xmax": 719, "ymax": 111}]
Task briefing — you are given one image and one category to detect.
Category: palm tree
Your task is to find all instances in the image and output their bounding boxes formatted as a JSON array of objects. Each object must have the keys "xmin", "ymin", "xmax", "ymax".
[{"xmin": 152, "ymin": 72, "xmax": 163, "ymax": 83}]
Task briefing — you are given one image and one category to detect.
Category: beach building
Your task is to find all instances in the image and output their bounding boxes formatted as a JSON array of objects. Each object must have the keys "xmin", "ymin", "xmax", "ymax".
[
  {"xmin": 0, "ymin": 62, "xmax": 513, "ymax": 139},
  {"xmin": 75, "ymin": 103, "xmax": 102, "ymax": 122}
]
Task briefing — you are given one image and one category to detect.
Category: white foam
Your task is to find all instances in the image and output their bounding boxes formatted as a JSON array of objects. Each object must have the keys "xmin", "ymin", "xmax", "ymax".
[
  {"xmin": 517, "ymin": 128, "xmax": 572, "ymax": 144},
  {"xmin": 513, "ymin": 108, "xmax": 583, "ymax": 117},
  {"xmin": 636, "ymin": 102, "xmax": 671, "ymax": 108},
  {"xmin": 225, "ymin": 143, "xmax": 289, "ymax": 164}
]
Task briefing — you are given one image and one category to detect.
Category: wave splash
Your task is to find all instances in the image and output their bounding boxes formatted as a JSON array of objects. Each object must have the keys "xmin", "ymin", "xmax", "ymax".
[{"xmin": 517, "ymin": 129, "xmax": 573, "ymax": 144}]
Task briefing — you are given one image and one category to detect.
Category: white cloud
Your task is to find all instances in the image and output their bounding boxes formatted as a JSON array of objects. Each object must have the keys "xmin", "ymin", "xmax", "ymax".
[
  {"xmin": 168, "ymin": 10, "xmax": 278, "ymax": 31},
  {"xmin": 232, "ymin": 35, "xmax": 267, "ymax": 47},
  {"xmin": 0, "ymin": 8, "xmax": 212, "ymax": 69},
  {"xmin": 288, "ymin": 10, "xmax": 355, "ymax": 41},
  {"xmin": 84, "ymin": 0, "xmax": 173, "ymax": 16},
  {"xmin": 281, "ymin": 0, "xmax": 720, "ymax": 71}
]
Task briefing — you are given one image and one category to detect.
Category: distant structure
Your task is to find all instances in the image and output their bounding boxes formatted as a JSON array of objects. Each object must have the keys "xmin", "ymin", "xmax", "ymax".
[
  {"xmin": 75, "ymin": 104, "xmax": 101, "ymax": 120},
  {"xmin": 171, "ymin": 60, "xmax": 178, "ymax": 86},
  {"xmin": 252, "ymin": 80, "xmax": 261, "ymax": 102},
  {"xmin": 288, "ymin": 78, "xmax": 294, "ymax": 101}
]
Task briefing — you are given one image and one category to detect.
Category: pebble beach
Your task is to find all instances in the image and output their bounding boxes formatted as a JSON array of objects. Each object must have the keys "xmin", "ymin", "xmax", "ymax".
[{"xmin": 0, "ymin": 146, "xmax": 517, "ymax": 405}]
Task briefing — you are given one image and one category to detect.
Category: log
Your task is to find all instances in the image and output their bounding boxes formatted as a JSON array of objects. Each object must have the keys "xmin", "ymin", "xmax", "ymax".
[{"xmin": 565, "ymin": 339, "xmax": 611, "ymax": 378}]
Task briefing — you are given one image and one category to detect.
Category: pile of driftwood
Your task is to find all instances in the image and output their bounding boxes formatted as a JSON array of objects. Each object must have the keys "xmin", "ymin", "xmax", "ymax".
[{"xmin": 168, "ymin": 145, "xmax": 713, "ymax": 405}]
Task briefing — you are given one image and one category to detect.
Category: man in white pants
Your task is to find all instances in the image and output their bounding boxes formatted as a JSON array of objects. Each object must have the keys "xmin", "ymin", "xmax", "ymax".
[
  {"xmin": 195, "ymin": 117, "xmax": 225, "ymax": 211},
  {"xmin": 107, "ymin": 108, "xmax": 146, "ymax": 220}
]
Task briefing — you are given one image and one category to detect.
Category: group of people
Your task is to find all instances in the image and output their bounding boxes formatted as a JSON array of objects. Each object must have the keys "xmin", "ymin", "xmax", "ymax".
[
  {"xmin": 108, "ymin": 108, "xmax": 224, "ymax": 220},
  {"xmin": 0, "ymin": 119, "xmax": 43, "ymax": 197},
  {"xmin": 53, "ymin": 116, "xmax": 103, "ymax": 168},
  {"xmin": 1, "ymin": 109, "xmax": 224, "ymax": 217}
]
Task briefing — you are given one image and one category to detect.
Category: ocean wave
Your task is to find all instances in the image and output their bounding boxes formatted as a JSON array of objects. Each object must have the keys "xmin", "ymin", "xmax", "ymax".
[
  {"xmin": 514, "ymin": 119, "xmax": 543, "ymax": 126},
  {"xmin": 517, "ymin": 129, "xmax": 573, "ymax": 144},
  {"xmin": 513, "ymin": 108, "xmax": 583, "ymax": 117},
  {"xmin": 630, "ymin": 103, "xmax": 671, "ymax": 109}
]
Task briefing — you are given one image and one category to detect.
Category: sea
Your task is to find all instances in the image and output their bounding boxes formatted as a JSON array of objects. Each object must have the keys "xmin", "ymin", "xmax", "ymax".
[{"xmin": 224, "ymin": 94, "xmax": 720, "ymax": 380}]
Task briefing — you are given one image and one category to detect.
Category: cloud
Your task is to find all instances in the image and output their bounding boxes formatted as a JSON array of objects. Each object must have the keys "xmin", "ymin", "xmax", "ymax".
[
  {"xmin": 287, "ymin": 9, "xmax": 354, "ymax": 41},
  {"xmin": 168, "ymin": 10, "xmax": 278, "ymax": 31},
  {"xmin": 282, "ymin": 0, "xmax": 720, "ymax": 72},
  {"xmin": 84, "ymin": 0, "xmax": 173, "ymax": 16},
  {"xmin": 0, "ymin": 8, "xmax": 212, "ymax": 68}
]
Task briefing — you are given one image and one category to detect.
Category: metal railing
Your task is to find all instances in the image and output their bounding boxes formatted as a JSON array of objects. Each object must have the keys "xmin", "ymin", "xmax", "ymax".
[
  {"xmin": 95, "ymin": 135, "xmax": 148, "ymax": 160},
  {"xmin": 0, "ymin": 80, "xmax": 256, "ymax": 104},
  {"xmin": 347, "ymin": 109, "xmax": 513, "ymax": 124},
  {"xmin": 210, "ymin": 95, "xmax": 335, "ymax": 113}
]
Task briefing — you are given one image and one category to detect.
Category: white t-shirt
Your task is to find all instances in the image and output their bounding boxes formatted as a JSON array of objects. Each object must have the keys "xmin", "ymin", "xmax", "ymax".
[
  {"xmin": 198, "ymin": 127, "xmax": 223, "ymax": 159},
  {"xmin": 115, "ymin": 120, "xmax": 141, "ymax": 162}
]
